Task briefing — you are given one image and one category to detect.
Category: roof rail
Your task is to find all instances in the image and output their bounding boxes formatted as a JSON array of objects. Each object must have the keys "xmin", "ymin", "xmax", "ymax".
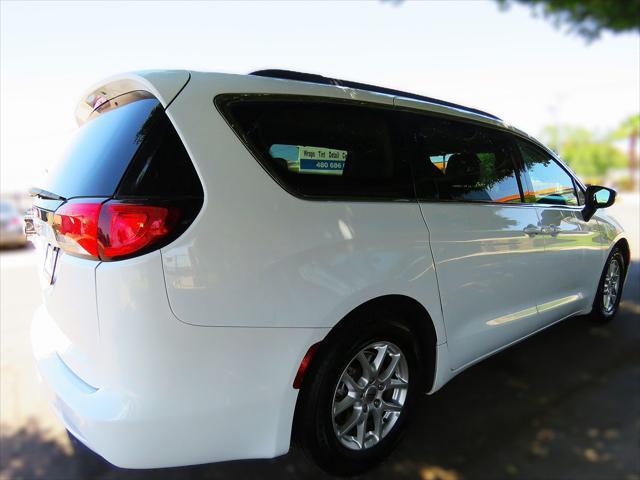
[{"xmin": 250, "ymin": 69, "xmax": 501, "ymax": 121}]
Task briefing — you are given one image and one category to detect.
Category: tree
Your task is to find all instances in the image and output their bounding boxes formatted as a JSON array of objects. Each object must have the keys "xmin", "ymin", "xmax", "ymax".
[
  {"xmin": 498, "ymin": 0, "xmax": 640, "ymax": 41},
  {"xmin": 540, "ymin": 124, "xmax": 627, "ymax": 179},
  {"xmin": 609, "ymin": 114, "xmax": 640, "ymax": 189}
]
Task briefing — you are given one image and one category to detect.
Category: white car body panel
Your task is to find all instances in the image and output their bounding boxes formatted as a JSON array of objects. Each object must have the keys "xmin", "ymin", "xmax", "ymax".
[
  {"xmin": 33, "ymin": 250, "xmax": 328, "ymax": 468},
  {"xmin": 161, "ymin": 72, "xmax": 446, "ymax": 339},
  {"xmin": 533, "ymin": 205, "xmax": 603, "ymax": 320},
  {"xmin": 30, "ymin": 69, "xmax": 629, "ymax": 469},
  {"xmin": 595, "ymin": 210, "xmax": 625, "ymax": 246},
  {"xmin": 415, "ymin": 202, "xmax": 547, "ymax": 369},
  {"xmin": 35, "ymin": 244, "xmax": 102, "ymax": 387}
]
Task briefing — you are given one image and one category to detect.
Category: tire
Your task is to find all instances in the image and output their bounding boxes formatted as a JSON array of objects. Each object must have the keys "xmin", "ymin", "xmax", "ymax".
[
  {"xmin": 295, "ymin": 311, "xmax": 424, "ymax": 476},
  {"xmin": 591, "ymin": 246, "xmax": 626, "ymax": 323}
]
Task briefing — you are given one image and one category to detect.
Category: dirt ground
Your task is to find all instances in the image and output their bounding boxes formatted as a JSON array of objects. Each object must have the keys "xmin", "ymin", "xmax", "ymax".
[{"xmin": 1, "ymin": 194, "xmax": 638, "ymax": 480}]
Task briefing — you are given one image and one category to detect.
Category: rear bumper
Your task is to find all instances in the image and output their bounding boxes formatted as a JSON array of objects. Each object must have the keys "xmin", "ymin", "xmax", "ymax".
[
  {"xmin": 31, "ymin": 251, "xmax": 329, "ymax": 468},
  {"xmin": 32, "ymin": 305, "xmax": 134, "ymax": 462}
]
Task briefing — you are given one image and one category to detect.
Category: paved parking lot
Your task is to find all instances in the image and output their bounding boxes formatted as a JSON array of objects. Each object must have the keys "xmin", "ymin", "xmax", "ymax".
[{"xmin": 1, "ymin": 195, "xmax": 638, "ymax": 480}]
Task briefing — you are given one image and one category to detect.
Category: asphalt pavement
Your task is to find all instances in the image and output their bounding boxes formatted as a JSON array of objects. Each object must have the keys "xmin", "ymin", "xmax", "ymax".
[{"xmin": 1, "ymin": 195, "xmax": 638, "ymax": 480}]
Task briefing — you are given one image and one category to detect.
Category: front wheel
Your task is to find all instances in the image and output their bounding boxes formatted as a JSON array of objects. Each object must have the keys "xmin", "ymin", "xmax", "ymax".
[
  {"xmin": 591, "ymin": 246, "xmax": 626, "ymax": 323},
  {"xmin": 295, "ymin": 315, "xmax": 424, "ymax": 476}
]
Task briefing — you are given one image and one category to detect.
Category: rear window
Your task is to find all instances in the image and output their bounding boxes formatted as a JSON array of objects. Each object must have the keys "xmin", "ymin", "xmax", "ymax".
[
  {"xmin": 116, "ymin": 106, "xmax": 203, "ymax": 199},
  {"xmin": 41, "ymin": 94, "xmax": 160, "ymax": 198},
  {"xmin": 217, "ymin": 96, "xmax": 413, "ymax": 200},
  {"xmin": 39, "ymin": 91, "xmax": 202, "ymax": 202}
]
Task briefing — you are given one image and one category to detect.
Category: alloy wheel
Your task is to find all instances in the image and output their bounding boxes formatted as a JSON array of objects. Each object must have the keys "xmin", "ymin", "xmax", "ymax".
[
  {"xmin": 331, "ymin": 341, "xmax": 409, "ymax": 451},
  {"xmin": 602, "ymin": 258, "xmax": 621, "ymax": 314}
]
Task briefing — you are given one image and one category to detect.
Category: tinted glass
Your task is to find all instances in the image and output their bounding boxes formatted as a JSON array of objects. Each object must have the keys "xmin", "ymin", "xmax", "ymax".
[
  {"xmin": 411, "ymin": 116, "xmax": 522, "ymax": 203},
  {"xmin": 41, "ymin": 95, "xmax": 160, "ymax": 198},
  {"xmin": 117, "ymin": 107, "xmax": 203, "ymax": 198},
  {"xmin": 517, "ymin": 140, "xmax": 578, "ymax": 206},
  {"xmin": 218, "ymin": 97, "xmax": 413, "ymax": 199}
]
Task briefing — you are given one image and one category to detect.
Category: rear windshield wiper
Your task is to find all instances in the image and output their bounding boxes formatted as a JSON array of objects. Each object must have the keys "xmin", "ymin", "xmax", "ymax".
[{"xmin": 29, "ymin": 187, "xmax": 67, "ymax": 201}]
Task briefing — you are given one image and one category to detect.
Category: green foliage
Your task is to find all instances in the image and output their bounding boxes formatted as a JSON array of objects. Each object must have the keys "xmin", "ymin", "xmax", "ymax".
[
  {"xmin": 540, "ymin": 124, "xmax": 627, "ymax": 177},
  {"xmin": 609, "ymin": 113, "xmax": 640, "ymax": 141},
  {"xmin": 561, "ymin": 134, "xmax": 626, "ymax": 178},
  {"xmin": 498, "ymin": 0, "xmax": 640, "ymax": 41}
]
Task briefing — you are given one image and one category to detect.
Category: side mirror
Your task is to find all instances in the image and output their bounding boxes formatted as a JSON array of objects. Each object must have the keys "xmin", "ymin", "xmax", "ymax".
[{"xmin": 582, "ymin": 185, "xmax": 616, "ymax": 222}]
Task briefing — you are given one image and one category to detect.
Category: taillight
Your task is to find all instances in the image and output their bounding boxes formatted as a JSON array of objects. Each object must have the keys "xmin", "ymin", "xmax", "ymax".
[
  {"xmin": 52, "ymin": 200, "xmax": 179, "ymax": 261},
  {"xmin": 53, "ymin": 202, "xmax": 101, "ymax": 258},
  {"xmin": 98, "ymin": 203, "xmax": 177, "ymax": 259}
]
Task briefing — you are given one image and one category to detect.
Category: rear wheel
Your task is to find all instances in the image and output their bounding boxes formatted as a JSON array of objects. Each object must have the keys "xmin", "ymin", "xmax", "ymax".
[
  {"xmin": 296, "ymin": 314, "xmax": 423, "ymax": 476},
  {"xmin": 591, "ymin": 247, "xmax": 626, "ymax": 323}
]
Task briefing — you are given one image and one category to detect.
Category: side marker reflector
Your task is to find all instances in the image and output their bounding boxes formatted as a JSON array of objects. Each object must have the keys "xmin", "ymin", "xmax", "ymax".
[{"xmin": 293, "ymin": 342, "xmax": 321, "ymax": 389}]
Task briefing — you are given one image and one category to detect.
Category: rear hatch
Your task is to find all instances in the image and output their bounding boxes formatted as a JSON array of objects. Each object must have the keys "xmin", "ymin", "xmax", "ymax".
[{"xmin": 32, "ymin": 74, "xmax": 203, "ymax": 386}]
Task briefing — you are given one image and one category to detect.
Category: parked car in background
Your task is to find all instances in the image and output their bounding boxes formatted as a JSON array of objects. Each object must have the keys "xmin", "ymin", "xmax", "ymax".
[
  {"xmin": 23, "ymin": 207, "xmax": 36, "ymax": 237},
  {"xmin": 30, "ymin": 70, "xmax": 630, "ymax": 476},
  {"xmin": 0, "ymin": 199, "xmax": 27, "ymax": 248}
]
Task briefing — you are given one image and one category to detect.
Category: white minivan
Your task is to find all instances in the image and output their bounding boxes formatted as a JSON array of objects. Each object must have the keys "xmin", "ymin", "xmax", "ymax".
[{"xmin": 30, "ymin": 69, "xmax": 629, "ymax": 475}]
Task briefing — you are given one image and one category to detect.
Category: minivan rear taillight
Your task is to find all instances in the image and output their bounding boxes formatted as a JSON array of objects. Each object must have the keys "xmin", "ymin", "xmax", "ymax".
[
  {"xmin": 53, "ymin": 202, "xmax": 101, "ymax": 258},
  {"xmin": 99, "ymin": 203, "xmax": 177, "ymax": 259},
  {"xmin": 53, "ymin": 200, "xmax": 180, "ymax": 261}
]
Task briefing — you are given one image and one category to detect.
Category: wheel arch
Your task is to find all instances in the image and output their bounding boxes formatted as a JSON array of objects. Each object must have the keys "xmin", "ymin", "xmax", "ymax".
[
  {"xmin": 614, "ymin": 238, "xmax": 631, "ymax": 270},
  {"xmin": 314, "ymin": 294, "xmax": 439, "ymax": 393},
  {"xmin": 291, "ymin": 294, "xmax": 439, "ymax": 450}
]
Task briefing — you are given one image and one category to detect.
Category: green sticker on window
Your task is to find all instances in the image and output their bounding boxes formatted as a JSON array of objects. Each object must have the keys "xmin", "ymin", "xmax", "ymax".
[{"xmin": 269, "ymin": 144, "xmax": 347, "ymax": 175}]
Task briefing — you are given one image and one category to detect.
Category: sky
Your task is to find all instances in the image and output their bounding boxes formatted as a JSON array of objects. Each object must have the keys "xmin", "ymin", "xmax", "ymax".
[{"xmin": 1, "ymin": 0, "xmax": 639, "ymax": 192}]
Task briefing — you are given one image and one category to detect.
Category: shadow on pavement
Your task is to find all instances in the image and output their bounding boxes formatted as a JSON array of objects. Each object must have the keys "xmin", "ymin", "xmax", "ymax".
[
  {"xmin": 0, "ymin": 420, "xmax": 72, "ymax": 480},
  {"xmin": 2, "ymin": 262, "xmax": 638, "ymax": 480}
]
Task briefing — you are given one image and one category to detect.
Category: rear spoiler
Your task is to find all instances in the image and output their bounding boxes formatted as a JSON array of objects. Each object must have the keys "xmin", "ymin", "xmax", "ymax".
[{"xmin": 74, "ymin": 70, "xmax": 191, "ymax": 126}]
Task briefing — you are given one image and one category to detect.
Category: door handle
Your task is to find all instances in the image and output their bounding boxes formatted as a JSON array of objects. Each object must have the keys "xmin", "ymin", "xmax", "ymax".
[{"xmin": 523, "ymin": 225, "xmax": 541, "ymax": 236}]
